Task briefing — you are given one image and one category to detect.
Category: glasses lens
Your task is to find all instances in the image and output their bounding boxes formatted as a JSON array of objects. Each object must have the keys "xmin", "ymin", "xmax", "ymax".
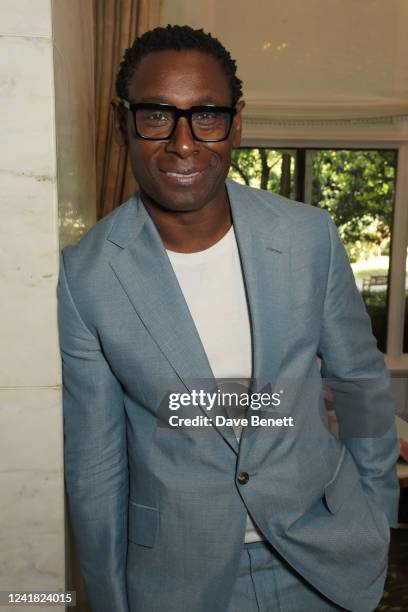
[
  {"xmin": 192, "ymin": 110, "xmax": 231, "ymax": 141},
  {"xmin": 135, "ymin": 107, "xmax": 175, "ymax": 138}
]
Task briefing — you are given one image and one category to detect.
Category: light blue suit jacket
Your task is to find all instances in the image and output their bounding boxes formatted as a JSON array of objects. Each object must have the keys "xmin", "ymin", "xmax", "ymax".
[{"xmin": 58, "ymin": 178, "xmax": 399, "ymax": 612}]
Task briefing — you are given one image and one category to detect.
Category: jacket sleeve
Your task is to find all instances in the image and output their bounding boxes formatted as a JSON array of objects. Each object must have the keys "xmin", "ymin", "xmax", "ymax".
[
  {"xmin": 318, "ymin": 213, "xmax": 400, "ymax": 527},
  {"xmin": 57, "ymin": 251, "xmax": 129, "ymax": 612}
]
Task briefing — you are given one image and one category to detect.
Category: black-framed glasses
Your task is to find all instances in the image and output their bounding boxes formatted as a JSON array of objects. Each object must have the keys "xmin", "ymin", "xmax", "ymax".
[{"xmin": 119, "ymin": 100, "xmax": 237, "ymax": 142}]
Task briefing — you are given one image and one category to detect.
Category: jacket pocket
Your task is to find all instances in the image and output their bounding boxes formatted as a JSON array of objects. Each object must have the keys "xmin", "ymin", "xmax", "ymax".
[
  {"xmin": 128, "ymin": 501, "xmax": 159, "ymax": 548},
  {"xmin": 323, "ymin": 446, "xmax": 360, "ymax": 514}
]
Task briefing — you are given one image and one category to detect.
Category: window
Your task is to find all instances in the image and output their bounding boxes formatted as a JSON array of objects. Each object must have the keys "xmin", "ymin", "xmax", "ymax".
[{"xmin": 230, "ymin": 148, "xmax": 297, "ymax": 200}]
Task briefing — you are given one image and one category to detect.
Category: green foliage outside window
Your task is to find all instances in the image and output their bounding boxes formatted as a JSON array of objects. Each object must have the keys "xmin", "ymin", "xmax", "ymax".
[
  {"xmin": 311, "ymin": 150, "xmax": 396, "ymax": 262},
  {"xmin": 229, "ymin": 148, "xmax": 296, "ymax": 200}
]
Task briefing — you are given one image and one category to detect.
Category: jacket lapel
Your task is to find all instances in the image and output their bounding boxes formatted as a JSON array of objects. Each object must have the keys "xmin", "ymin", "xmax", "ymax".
[{"xmin": 226, "ymin": 180, "xmax": 289, "ymax": 387}]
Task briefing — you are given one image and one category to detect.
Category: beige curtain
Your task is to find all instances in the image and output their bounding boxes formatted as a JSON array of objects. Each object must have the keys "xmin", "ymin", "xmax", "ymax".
[{"xmin": 93, "ymin": 0, "xmax": 163, "ymax": 220}]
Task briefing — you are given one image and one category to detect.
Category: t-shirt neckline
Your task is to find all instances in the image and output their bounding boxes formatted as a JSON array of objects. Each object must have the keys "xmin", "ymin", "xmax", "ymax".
[{"xmin": 165, "ymin": 225, "xmax": 235, "ymax": 262}]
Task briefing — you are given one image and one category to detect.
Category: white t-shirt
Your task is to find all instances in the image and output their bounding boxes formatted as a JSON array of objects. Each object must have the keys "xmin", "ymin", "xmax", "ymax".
[{"xmin": 166, "ymin": 225, "xmax": 265, "ymax": 543}]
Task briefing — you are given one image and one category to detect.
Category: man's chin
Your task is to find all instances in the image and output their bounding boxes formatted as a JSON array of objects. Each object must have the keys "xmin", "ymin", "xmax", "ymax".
[
  {"xmin": 144, "ymin": 190, "xmax": 214, "ymax": 214},
  {"xmin": 161, "ymin": 199, "xmax": 209, "ymax": 213}
]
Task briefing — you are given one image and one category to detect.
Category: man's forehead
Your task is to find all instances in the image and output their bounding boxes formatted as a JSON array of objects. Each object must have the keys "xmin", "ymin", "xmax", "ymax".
[
  {"xmin": 133, "ymin": 49, "xmax": 220, "ymax": 74},
  {"xmin": 135, "ymin": 94, "xmax": 222, "ymax": 105},
  {"xmin": 128, "ymin": 50, "xmax": 231, "ymax": 103}
]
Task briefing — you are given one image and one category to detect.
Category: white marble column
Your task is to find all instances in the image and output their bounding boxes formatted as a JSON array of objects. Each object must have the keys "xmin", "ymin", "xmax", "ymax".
[{"xmin": 0, "ymin": 1, "xmax": 95, "ymax": 610}]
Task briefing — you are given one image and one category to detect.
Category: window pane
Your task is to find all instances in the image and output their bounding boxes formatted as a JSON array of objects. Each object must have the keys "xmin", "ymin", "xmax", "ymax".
[
  {"xmin": 310, "ymin": 150, "xmax": 397, "ymax": 353},
  {"xmin": 229, "ymin": 148, "xmax": 296, "ymax": 199}
]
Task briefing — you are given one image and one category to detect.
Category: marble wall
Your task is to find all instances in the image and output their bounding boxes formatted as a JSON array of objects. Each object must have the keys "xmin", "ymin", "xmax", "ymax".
[{"xmin": 0, "ymin": 1, "xmax": 95, "ymax": 609}]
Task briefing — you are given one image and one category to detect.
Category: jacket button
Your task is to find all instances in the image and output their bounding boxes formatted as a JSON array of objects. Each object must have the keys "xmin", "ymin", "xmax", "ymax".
[{"xmin": 237, "ymin": 471, "xmax": 249, "ymax": 484}]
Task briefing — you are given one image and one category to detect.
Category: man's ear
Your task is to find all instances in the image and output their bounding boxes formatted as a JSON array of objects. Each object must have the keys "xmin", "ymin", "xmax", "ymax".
[
  {"xmin": 111, "ymin": 100, "xmax": 128, "ymax": 147},
  {"xmin": 232, "ymin": 99, "xmax": 245, "ymax": 148}
]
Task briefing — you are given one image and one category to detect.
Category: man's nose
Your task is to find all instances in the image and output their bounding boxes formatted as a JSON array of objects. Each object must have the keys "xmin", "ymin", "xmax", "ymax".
[{"xmin": 165, "ymin": 117, "xmax": 200, "ymax": 158}]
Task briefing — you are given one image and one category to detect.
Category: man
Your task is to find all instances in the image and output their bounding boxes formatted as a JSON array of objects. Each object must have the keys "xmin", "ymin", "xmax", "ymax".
[{"xmin": 58, "ymin": 25, "xmax": 399, "ymax": 612}]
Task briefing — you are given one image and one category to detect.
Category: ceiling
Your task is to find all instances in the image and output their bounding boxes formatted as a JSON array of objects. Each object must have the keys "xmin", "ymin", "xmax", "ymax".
[{"xmin": 160, "ymin": 0, "xmax": 408, "ymax": 120}]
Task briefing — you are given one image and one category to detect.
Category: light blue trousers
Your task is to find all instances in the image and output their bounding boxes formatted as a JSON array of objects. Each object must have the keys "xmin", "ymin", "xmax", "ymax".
[{"xmin": 227, "ymin": 540, "xmax": 349, "ymax": 612}]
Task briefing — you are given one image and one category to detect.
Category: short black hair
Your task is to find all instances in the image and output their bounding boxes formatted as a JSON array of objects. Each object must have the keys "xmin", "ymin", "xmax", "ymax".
[{"xmin": 115, "ymin": 24, "xmax": 243, "ymax": 106}]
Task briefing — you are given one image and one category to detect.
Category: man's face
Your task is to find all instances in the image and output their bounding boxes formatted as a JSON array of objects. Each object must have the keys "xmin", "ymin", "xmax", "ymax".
[{"xmin": 121, "ymin": 49, "xmax": 244, "ymax": 213}]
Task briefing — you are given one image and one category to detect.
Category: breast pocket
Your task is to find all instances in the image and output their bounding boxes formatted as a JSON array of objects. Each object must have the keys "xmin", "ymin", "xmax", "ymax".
[{"xmin": 128, "ymin": 501, "xmax": 159, "ymax": 548}]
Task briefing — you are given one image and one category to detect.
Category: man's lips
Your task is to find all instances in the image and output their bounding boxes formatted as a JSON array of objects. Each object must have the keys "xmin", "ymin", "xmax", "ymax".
[
  {"xmin": 159, "ymin": 167, "xmax": 205, "ymax": 185},
  {"xmin": 160, "ymin": 168, "xmax": 203, "ymax": 177},
  {"xmin": 164, "ymin": 171, "xmax": 200, "ymax": 178}
]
